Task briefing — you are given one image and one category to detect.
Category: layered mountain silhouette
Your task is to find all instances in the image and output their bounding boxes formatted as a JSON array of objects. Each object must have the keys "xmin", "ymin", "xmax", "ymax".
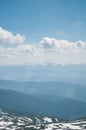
[{"xmin": 0, "ymin": 79, "xmax": 86, "ymax": 102}]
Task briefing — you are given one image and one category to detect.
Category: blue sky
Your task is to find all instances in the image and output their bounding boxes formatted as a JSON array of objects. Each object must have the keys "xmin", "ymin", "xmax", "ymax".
[
  {"xmin": 0, "ymin": 0, "xmax": 86, "ymax": 65},
  {"xmin": 0, "ymin": 0, "xmax": 86, "ymax": 42}
]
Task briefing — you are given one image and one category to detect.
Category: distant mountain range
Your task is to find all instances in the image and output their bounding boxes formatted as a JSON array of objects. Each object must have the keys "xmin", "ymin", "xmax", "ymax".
[
  {"xmin": 0, "ymin": 64, "xmax": 86, "ymax": 85},
  {"xmin": 0, "ymin": 64, "xmax": 86, "ymax": 123}
]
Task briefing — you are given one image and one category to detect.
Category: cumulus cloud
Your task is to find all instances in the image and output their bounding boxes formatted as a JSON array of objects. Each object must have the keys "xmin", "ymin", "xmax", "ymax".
[
  {"xmin": 40, "ymin": 37, "xmax": 86, "ymax": 52},
  {"xmin": 0, "ymin": 28, "xmax": 86, "ymax": 65},
  {"xmin": 0, "ymin": 27, "xmax": 25, "ymax": 47}
]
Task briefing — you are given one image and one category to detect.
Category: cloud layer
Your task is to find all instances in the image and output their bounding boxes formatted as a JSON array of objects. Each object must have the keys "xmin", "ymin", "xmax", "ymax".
[
  {"xmin": 0, "ymin": 28, "xmax": 86, "ymax": 65},
  {"xmin": 0, "ymin": 27, "xmax": 25, "ymax": 47}
]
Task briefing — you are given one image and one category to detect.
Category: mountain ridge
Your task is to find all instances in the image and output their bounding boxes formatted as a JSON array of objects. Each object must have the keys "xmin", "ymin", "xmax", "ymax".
[{"xmin": 0, "ymin": 79, "xmax": 86, "ymax": 102}]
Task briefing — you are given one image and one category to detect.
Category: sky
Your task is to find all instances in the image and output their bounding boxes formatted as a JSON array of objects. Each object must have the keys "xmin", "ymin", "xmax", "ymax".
[{"xmin": 0, "ymin": 0, "xmax": 86, "ymax": 65}]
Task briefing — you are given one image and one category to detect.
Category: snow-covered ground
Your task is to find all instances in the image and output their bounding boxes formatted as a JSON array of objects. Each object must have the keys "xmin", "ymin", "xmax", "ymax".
[{"xmin": 0, "ymin": 108, "xmax": 86, "ymax": 130}]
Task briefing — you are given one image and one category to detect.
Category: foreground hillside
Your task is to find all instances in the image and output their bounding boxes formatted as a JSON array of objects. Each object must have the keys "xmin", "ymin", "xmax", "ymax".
[
  {"xmin": 0, "ymin": 108, "xmax": 86, "ymax": 130},
  {"xmin": 0, "ymin": 89, "xmax": 86, "ymax": 120}
]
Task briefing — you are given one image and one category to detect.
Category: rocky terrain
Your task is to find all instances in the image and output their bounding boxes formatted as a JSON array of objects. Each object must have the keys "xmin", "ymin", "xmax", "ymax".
[{"xmin": 0, "ymin": 108, "xmax": 86, "ymax": 130}]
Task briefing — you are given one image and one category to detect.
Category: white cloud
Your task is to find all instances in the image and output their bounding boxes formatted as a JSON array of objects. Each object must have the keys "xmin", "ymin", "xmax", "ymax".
[
  {"xmin": 0, "ymin": 27, "xmax": 25, "ymax": 47},
  {"xmin": 40, "ymin": 37, "xmax": 86, "ymax": 52},
  {"xmin": 0, "ymin": 28, "xmax": 86, "ymax": 65}
]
